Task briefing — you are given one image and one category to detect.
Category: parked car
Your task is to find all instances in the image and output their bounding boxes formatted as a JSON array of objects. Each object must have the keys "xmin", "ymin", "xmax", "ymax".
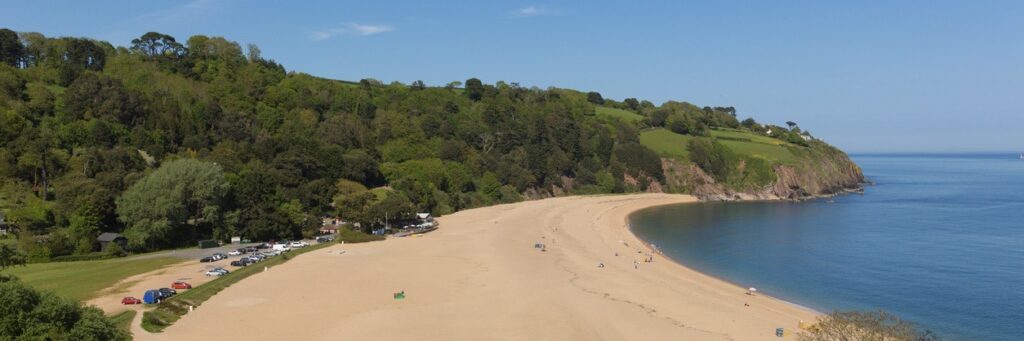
[
  {"xmin": 200, "ymin": 256, "xmax": 215, "ymax": 263},
  {"xmin": 122, "ymin": 297, "xmax": 142, "ymax": 305},
  {"xmin": 213, "ymin": 253, "xmax": 227, "ymax": 260},
  {"xmin": 171, "ymin": 281, "xmax": 192, "ymax": 289},
  {"xmin": 315, "ymin": 236, "xmax": 334, "ymax": 243},
  {"xmin": 290, "ymin": 241, "xmax": 308, "ymax": 248},
  {"xmin": 228, "ymin": 250, "xmax": 242, "ymax": 256},
  {"xmin": 254, "ymin": 243, "xmax": 271, "ymax": 249},
  {"xmin": 244, "ymin": 247, "xmax": 258, "ymax": 253},
  {"xmin": 206, "ymin": 269, "xmax": 228, "ymax": 276},
  {"xmin": 142, "ymin": 290, "xmax": 162, "ymax": 304},
  {"xmin": 230, "ymin": 260, "xmax": 247, "ymax": 267},
  {"xmin": 158, "ymin": 288, "xmax": 177, "ymax": 297},
  {"xmin": 272, "ymin": 244, "xmax": 291, "ymax": 252}
]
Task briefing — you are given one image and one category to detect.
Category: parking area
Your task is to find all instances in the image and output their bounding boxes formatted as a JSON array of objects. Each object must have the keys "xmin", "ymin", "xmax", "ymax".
[{"xmin": 89, "ymin": 238, "xmax": 328, "ymax": 313}]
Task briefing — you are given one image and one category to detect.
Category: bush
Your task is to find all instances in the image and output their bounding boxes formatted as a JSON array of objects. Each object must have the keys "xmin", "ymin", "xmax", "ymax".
[
  {"xmin": 0, "ymin": 278, "xmax": 130, "ymax": 340},
  {"xmin": 687, "ymin": 138, "xmax": 733, "ymax": 181},
  {"xmin": 49, "ymin": 253, "xmax": 117, "ymax": 262}
]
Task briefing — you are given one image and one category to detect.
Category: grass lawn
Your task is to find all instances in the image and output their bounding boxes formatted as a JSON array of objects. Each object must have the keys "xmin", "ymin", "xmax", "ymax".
[
  {"xmin": 596, "ymin": 106, "xmax": 644, "ymax": 123},
  {"xmin": 641, "ymin": 128, "xmax": 798, "ymax": 164},
  {"xmin": 109, "ymin": 310, "xmax": 136, "ymax": 336},
  {"xmin": 640, "ymin": 128, "xmax": 694, "ymax": 161},
  {"xmin": 710, "ymin": 129, "xmax": 797, "ymax": 163},
  {"xmin": 5, "ymin": 256, "xmax": 183, "ymax": 301},
  {"xmin": 710, "ymin": 128, "xmax": 791, "ymax": 146}
]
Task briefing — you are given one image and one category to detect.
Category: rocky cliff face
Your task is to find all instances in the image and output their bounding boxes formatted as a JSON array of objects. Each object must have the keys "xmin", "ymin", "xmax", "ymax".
[{"xmin": 659, "ymin": 146, "xmax": 864, "ymax": 201}]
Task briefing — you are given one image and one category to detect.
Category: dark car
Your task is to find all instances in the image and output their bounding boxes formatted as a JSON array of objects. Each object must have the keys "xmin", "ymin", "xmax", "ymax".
[
  {"xmin": 254, "ymin": 243, "xmax": 271, "ymax": 249},
  {"xmin": 230, "ymin": 260, "xmax": 247, "ymax": 267},
  {"xmin": 236, "ymin": 248, "xmax": 248, "ymax": 254},
  {"xmin": 200, "ymin": 256, "xmax": 215, "ymax": 263},
  {"xmin": 212, "ymin": 253, "xmax": 227, "ymax": 259},
  {"xmin": 158, "ymin": 288, "xmax": 177, "ymax": 297},
  {"xmin": 244, "ymin": 247, "xmax": 258, "ymax": 253}
]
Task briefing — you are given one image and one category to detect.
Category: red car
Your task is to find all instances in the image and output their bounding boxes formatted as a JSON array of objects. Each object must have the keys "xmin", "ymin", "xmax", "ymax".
[
  {"xmin": 171, "ymin": 281, "xmax": 192, "ymax": 290},
  {"xmin": 121, "ymin": 297, "xmax": 142, "ymax": 305}
]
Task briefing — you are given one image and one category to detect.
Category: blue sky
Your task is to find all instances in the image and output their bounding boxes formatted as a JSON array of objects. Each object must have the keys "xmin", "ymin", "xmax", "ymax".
[{"xmin": 3, "ymin": 0, "xmax": 1022, "ymax": 153}]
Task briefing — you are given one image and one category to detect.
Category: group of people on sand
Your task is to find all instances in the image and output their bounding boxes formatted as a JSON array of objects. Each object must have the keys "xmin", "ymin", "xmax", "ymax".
[{"xmin": 599, "ymin": 247, "xmax": 655, "ymax": 269}]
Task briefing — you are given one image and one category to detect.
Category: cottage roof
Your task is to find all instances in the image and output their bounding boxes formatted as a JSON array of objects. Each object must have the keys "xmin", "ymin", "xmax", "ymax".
[{"xmin": 97, "ymin": 232, "xmax": 125, "ymax": 242}]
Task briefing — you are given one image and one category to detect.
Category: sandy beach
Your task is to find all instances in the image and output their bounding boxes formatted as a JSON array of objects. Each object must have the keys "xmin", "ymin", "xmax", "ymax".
[{"xmin": 142, "ymin": 194, "xmax": 817, "ymax": 340}]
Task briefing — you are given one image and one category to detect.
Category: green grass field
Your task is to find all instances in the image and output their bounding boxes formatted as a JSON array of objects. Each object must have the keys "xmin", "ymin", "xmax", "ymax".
[
  {"xmin": 710, "ymin": 129, "xmax": 797, "ymax": 163},
  {"xmin": 710, "ymin": 128, "xmax": 791, "ymax": 146},
  {"xmin": 640, "ymin": 128, "xmax": 798, "ymax": 164},
  {"xmin": 595, "ymin": 106, "xmax": 644, "ymax": 122},
  {"xmin": 109, "ymin": 310, "xmax": 136, "ymax": 336},
  {"xmin": 640, "ymin": 128, "xmax": 694, "ymax": 160},
  {"xmin": 5, "ymin": 256, "xmax": 183, "ymax": 301}
]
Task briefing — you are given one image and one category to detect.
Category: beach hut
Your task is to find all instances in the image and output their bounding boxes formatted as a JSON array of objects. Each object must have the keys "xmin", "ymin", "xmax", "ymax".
[{"xmin": 143, "ymin": 289, "xmax": 162, "ymax": 304}]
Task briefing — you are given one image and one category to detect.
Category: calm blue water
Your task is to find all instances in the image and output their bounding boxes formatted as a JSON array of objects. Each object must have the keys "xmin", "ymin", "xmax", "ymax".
[{"xmin": 630, "ymin": 154, "xmax": 1024, "ymax": 340}]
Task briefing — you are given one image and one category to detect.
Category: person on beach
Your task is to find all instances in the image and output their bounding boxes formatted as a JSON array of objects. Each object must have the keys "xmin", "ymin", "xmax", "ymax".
[{"xmin": 634, "ymin": 260, "xmax": 638, "ymax": 269}]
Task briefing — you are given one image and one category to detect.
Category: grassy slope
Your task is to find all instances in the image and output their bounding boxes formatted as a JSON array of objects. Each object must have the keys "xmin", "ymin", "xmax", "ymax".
[
  {"xmin": 641, "ymin": 128, "xmax": 797, "ymax": 164},
  {"xmin": 109, "ymin": 310, "xmax": 136, "ymax": 337},
  {"xmin": 5, "ymin": 256, "xmax": 183, "ymax": 301},
  {"xmin": 596, "ymin": 106, "xmax": 644, "ymax": 122},
  {"xmin": 640, "ymin": 128, "xmax": 694, "ymax": 160}
]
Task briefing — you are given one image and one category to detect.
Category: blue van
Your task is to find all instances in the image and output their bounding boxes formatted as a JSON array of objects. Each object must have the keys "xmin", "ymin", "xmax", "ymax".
[{"xmin": 142, "ymin": 289, "xmax": 162, "ymax": 304}]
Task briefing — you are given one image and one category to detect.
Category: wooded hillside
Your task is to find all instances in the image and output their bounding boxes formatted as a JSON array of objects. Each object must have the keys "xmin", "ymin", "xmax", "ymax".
[{"xmin": 0, "ymin": 29, "xmax": 852, "ymax": 257}]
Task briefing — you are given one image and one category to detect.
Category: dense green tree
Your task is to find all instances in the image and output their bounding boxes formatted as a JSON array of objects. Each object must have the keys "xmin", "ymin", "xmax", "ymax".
[
  {"xmin": 115, "ymin": 159, "xmax": 228, "ymax": 250},
  {"xmin": 464, "ymin": 77, "xmax": 483, "ymax": 101},
  {"xmin": 0, "ymin": 244, "xmax": 26, "ymax": 271},
  {"xmin": 0, "ymin": 279, "xmax": 129, "ymax": 340},
  {"xmin": 687, "ymin": 138, "xmax": 733, "ymax": 181},
  {"xmin": 0, "ymin": 28, "xmax": 24, "ymax": 67},
  {"xmin": 130, "ymin": 32, "xmax": 185, "ymax": 58},
  {"xmin": 586, "ymin": 91, "xmax": 604, "ymax": 104}
]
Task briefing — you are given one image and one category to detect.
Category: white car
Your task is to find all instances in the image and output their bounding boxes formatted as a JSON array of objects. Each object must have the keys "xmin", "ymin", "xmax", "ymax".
[
  {"xmin": 290, "ymin": 241, "xmax": 308, "ymax": 248},
  {"xmin": 272, "ymin": 244, "xmax": 291, "ymax": 252},
  {"xmin": 205, "ymin": 269, "xmax": 227, "ymax": 276},
  {"xmin": 228, "ymin": 250, "xmax": 242, "ymax": 256}
]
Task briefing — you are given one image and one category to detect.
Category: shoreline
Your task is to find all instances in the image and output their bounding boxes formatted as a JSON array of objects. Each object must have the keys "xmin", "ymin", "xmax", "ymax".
[
  {"xmin": 621, "ymin": 199, "xmax": 824, "ymax": 316},
  {"xmin": 146, "ymin": 194, "xmax": 819, "ymax": 340}
]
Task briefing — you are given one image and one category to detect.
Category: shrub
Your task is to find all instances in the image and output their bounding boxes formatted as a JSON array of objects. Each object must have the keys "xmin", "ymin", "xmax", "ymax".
[
  {"xmin": 0, "ymin": 278, "xmax": 129, "ymax": 340},
  {"xmin": 687, "ymin": 138, "xmax": 733, "ymax": 181}
]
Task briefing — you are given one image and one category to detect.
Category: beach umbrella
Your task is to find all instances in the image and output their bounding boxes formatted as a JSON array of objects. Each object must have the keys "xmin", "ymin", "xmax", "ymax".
[{"xmin": 748, "ymin": 287, "xmax": 757, "ymax": 295}]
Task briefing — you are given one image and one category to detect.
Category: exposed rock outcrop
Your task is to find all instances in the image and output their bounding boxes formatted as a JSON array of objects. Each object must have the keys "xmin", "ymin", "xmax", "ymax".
[{"xmin": 658, "ymin": 146, "xmax": 864, "ymax": 201}]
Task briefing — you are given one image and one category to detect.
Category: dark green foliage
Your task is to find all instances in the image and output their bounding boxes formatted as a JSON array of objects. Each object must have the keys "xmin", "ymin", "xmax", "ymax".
[
  {"xmin": 613, "ymin": 143, "xmax": 664, "ymax": 182},
  {"xmin": 687, "ymin": 138, "xmax": 732, "ymax": 181},
  {"xmin": 0, "ymin": 28, "xmax": 23, "ymax": 67},
  {"xmin": 0, "ymin": 278, "xmax": 129, "ymax": 340},
  {"xmin": 465, "ymin": 77, "xmax": 483, "ymax": 101},
  {"xmin": 0, "ymin": 244, "xmax": 26, "ymax": 271},
  {"xmin": 586, "ymin": 91, "xmax": 604, "ymax": 104}
]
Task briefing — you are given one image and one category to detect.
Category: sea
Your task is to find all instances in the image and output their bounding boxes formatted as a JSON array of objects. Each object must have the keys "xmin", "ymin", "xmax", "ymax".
[{"xmin": 629, "ymin": 154, "xmax": 1023, "ymax": 340}]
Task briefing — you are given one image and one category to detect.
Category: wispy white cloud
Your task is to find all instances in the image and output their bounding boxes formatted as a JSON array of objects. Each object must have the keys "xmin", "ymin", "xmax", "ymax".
[
  {"xmin": 310, "ymin": 23, "xmax": 395, "ymax": 41},
  {"xmin": 513, "ymin": 6, "xmax": 546, "ymax": 17},
  {"xmin": 134, "ymin": 0, "xmax": 224, "ymax": 23}
]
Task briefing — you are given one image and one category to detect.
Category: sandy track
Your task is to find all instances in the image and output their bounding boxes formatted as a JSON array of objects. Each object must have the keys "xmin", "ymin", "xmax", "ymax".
[
  {"xmin": 145, "ymin": 194, "xmax": 816, "ymax": 340},
  {"xmin": 88, "ymin": 257, "xmax": 234, "ymax": 314}
]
